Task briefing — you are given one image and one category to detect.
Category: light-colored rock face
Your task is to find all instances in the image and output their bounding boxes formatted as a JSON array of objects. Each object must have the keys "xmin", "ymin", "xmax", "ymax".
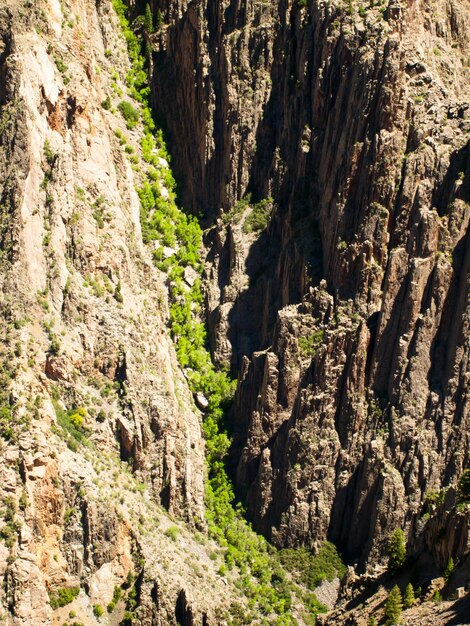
[
  {"xmin": 151, "ymin": 0, "xmax": 470, "ymax": 572},
  {"xmin": 0, "ymin": 1, "xmax": 238, "ymax": 623}
]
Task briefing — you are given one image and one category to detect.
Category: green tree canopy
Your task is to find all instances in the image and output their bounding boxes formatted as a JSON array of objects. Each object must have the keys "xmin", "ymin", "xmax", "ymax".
[
  {"xmin": 403, "ymin": 582, "xmax": 415, "ymax": 609},
  {"xmin": 387, "ymin": 528, "xmax": 406, "ymax": 573},
  {"xmin": 383, "ymin": 585, "xmax": 403, "ymax": 625}
]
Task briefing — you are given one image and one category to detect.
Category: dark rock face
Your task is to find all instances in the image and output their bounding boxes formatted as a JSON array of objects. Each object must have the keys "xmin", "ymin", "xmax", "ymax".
[{"xmin": 151, "ymin": 0, "xmax": 470, "ymax": 569}]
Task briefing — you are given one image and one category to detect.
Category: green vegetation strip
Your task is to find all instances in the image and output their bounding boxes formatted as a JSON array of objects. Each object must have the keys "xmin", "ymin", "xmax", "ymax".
[{"xmin": 111, "ymin": 2, "xmax": 345, "ymax": 623}]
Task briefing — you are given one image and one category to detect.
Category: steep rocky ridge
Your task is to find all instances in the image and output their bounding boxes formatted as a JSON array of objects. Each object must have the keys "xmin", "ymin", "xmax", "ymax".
[
  {"xmin": 150, "ymin": 0, "xmax": 470, "ymax": 577},
  {"xmin": 0, "ymin": 0, "xmax": 207, "ymax": 521},
  {"xmin": 0, "ymin": 0, "xmax": 251, "ymax": 623}
]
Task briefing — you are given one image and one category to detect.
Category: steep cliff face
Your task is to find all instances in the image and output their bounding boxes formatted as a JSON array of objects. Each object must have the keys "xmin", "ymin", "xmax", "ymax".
[
  {"xmin": 0, "ymin": 1, "xmax": 242, "ymax": 623},
  {"xmin": 1, "ymin": 0, "xmax": 469, "ymax": 623},
  {"xmin": 150, "ymin": 0, "xmax": 469, "ymax": 571}
]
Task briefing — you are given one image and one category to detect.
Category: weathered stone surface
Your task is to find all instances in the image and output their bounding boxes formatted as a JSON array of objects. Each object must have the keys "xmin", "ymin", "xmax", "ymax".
[
  {"xmin": 0, "ymin": 0, "xmax": 469, "ymax": 624},
  {"xmin": 152, "ymin": 0, "xmax": 470, "ymax": 576},
  {"xmin": 0, "ymin": 1, "xmax": 233, "ymax": 623}
]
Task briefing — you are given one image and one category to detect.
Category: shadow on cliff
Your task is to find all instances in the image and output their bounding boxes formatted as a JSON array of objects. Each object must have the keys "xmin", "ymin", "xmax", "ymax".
[
  {"xmin": 328, "ymin": 460, "xmax": 381, "ymax": 566},
  {"xmin": 219, "ymin": 6, "xmax": 325, "ymax": 367},
  {"xmin": 428, "ymin": 220, "xmax": 469, "ymax": 398},
  {"xmin": 0, "ymin": 23, "xmax": 12, "ymax": 107},
  {"xmin": 428, "ymin": 141, "xmax": 469, "ymax": 408},
  {"xmin": 433, "ymin": 140, "xmax": 469, "ymax": 218},
  {"xmin": 442, "ymin": 594, "xmax": 470, "ymax": 625},
  {"xmin": 368, "ymin": 142, "xmax": 469, "ymax": 407},
  {"xmin": 223, "ymin": 201, "xmax": 323, "ymax": 374},
  {"xmin": 224, "ymin": 222, "xmax": 280, "ymax": 370}
]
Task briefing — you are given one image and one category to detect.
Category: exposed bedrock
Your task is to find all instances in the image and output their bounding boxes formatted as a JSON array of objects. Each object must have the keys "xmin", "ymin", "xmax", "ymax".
[{"xmin": 151, "ymin": 0, "xmax": 470, "ymax": 569}]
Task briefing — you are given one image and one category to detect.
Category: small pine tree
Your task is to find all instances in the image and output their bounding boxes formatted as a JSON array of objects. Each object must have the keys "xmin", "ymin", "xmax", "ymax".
[
  {"xmin": 444, "ymin": 557, "xmax": 455, "ymax": 582},
  {"xmin": 403, "ymin": 583, "xmax": 415, "ymax": 609},
  {"xmin": 383, "ymin": 585, "xmax": 403, "ymax": 625},
  {"xmin": 387, "ymin": 528, "xmax": 406, "ymax": 573},
  {"xmin": 144, "ymin": 3, "xmax": 153, "ymax": 33},
  {"xmin": 368, "ymin": 617, "xmax": 378, "ymax": 626},
  {"xmin": 457, "ymin": 469, "xmax": 470, "ymax": 503},
  {"xmin": 155, "ymin": 9, "xmax": 163, "ymax": 30},
  {"xmin": 432, "ymin": 589, "xmax": 442, "ymax": 603}
]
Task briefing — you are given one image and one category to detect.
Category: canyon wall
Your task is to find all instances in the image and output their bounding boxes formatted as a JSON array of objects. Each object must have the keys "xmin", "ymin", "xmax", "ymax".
[
  {"xmin": 150, "ymin": 0, "xmax": 470, "ymax": 569},
  {"xmin": 0, "ymin": 0, "xmax": 469, "ymax": 623},
  {"xmin": 0, "ymin": 1, "xmax": 235, "ymax": 623}
]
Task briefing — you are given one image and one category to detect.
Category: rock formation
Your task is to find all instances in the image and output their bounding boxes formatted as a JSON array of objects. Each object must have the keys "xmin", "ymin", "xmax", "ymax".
[
  {"xmin": 151, "ymin": 0, "xmax": 469, "ymax": 572},
  {"xmin": 0, "ymin": 0, "xmax": 234, "ymax": 623},
  {"xmin": 0, "ymin": 0, "xmax": 469, "ymax": 624}
]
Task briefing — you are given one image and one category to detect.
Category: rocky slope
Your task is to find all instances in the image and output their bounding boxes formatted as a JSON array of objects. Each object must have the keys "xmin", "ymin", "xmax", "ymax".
[
  {"xmin": 149, "ymin": 0, "xmax": 470, "ymax": 606},
  {"xmin": 0, "ymin": 0, "xmax": 248, "ymax": 623}
]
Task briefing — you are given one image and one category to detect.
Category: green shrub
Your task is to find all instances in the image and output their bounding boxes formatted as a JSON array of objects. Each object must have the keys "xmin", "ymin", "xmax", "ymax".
[
  {"xmin": 93, "ymin": 604, "xmax": 104, "ymax": 618},
  {"xmin": 425, "ymin": 488, "xmax": 446, "ymax": 507},
  {"xmin": 48, "ymin": 334, "xmax": 61, "ymax": 356},
  {"xmin": 53, "ymin": 399, "xmax": 89, "ymax": 450},
  {"xmin": 111, "ymin": 585, "xmax": 122, "ymax": 609},
  {"xmin": 120, "ymin": 610, "xmax": 134, "ymax": 625},
  {"xmin": 69, "ymin": 409, "xmax": 85, "ymax": 429},
  {"xmin": 242, "ymin": 197, "xmax": 273, "ymax": 233},
  {"xmin": 53, "ymin": 54, "xmax": 68, "ymax": 74},
  {"xmin": 279, "ymin": 542, "xmax": 346, "ymax": 590},
  {"xmin": 49, "ymin": 587, "xmax": 80, "ymax": 609},
  {"xmin": 107, "ymin": 586, "xmax": 122, "ymax": 614},
  {"xmin": 298, "ymin": 330, "xmax": 325, "ymax": 357},
  {"xmin": 64, "ymin": 507, "xmax": 76, "ymax": 525},
  {"xmin": 221, "ymin": 194, "xmax": 251, "ymax": 225},
  {"xmin": 92, "ymin": 205, "xmax": 105, "ymax": 228},
  {"xmin": 0, "ymin": 405, "xmax": 13, "ymax": 440},
  {"xmin": 0, "ymin": 504, "xmax": 20, "ymax": 548},
  {"xmin": 118, "ymin": 100, "xmax": 139, "ymax": 129},
  {"xmin": 164, "ymin": 526, "xmax": 179, "ymax": 541},
  {"xmin": 101, "ymin": 96, "xmax": 111, "ymax": 110},
  {"xmin": 43, "ymin": 140, "xmax": 55, "ymax": 166}
]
